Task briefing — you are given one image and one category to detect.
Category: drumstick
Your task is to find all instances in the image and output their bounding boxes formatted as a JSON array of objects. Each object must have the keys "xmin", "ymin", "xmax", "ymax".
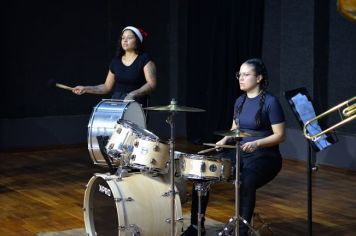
[
  {"xmin": 197, "ymin": 147, "xmax": 216, "ymax": 154},
  {"xmin": 48, "ymin": 79, "xmax": 73, "ymax": 91},
  {"xmin": 202, "ymin": 143, "xmax": 236, "ymax": 148},
  {"xmin": 55, "ymin": 83, "xmax": 73, "ymax": 91}
]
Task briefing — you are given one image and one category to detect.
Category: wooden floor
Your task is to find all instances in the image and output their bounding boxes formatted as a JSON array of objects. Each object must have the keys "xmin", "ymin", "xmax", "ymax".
[{"xmin": 1, "ymin": 139, "xmax": 356, "ymax": 236}]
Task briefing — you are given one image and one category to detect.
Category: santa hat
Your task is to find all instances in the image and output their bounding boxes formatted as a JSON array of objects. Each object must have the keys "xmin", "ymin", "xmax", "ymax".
[{"xmin": 122, "ymin": 26, "xmax": 148, "ymax": 43}]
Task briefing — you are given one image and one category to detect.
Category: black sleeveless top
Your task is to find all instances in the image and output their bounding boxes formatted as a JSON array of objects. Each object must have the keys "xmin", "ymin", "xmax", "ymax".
[{"xmin": 109, "ymin": 53, "xmax": 151, "ymax": 105}]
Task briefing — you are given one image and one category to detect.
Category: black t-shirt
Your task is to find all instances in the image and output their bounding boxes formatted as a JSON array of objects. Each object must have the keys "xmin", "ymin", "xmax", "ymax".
[
  {"xmin": 233, "ymin": 92, "xmax": 285, "ymax": 152},
  {"xmin": 109, "ymin": 53, "xmax": 151, "ymax": 102}
]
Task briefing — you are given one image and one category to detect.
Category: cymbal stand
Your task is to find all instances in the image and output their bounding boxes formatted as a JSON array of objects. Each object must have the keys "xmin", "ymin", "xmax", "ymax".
[
  {"xmin": 218, "ymin": 137, "xmax": 257, "ymax": 236},
  {"xmin": 235, "ymin": 137, "xmax": 242, "ymax": 236},
  {"xmin": 166, "ymin": 111, "xmax": 177, "ymax": 236}
]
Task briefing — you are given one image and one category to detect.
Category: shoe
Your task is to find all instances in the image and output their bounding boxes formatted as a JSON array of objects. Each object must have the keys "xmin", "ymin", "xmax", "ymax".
[{"xmin": 181, "ymin": 225, "xmax": 206, "ymax": 236}]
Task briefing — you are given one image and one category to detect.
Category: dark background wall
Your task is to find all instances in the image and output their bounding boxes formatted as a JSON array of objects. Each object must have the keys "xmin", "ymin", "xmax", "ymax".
[
  {"xmin": 1, "ymin": 0, "xmax": 355, "ymax": 169},
  {"xmin": 263, "ymin": 0, "xmax": 356, "ymax": 169}
]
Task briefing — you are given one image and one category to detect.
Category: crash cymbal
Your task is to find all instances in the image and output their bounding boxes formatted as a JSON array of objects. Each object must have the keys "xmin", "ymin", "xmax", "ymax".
[
  {"xmin": 214, "ymin": 129, "xmax": 252, "ymax": 138},
  {"xmin": 144, "ymin": 99, "xmax": 205, "ymax": 112},
  {"xmin": 202, "ymin": 143, "xmax": 236, "ymax": 148}
]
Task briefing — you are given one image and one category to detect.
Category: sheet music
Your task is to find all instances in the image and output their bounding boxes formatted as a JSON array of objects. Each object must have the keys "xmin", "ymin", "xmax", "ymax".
[{"xmin": 291, "ymin": 93, "xmax": 331, "ymax": 150}]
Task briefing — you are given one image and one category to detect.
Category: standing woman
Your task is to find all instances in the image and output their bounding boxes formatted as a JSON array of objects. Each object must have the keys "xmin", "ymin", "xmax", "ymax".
[
  {"xmin": 72, "ymin": 26, "xmax": 157, "ymax": 106},
  {"xmin": 183, "ymin": 58, "xmax": 285, "ymax": 236}
]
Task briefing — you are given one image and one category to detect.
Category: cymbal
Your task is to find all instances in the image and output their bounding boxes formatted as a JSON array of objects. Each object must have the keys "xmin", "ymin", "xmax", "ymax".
[
  {"xmin": 214, "ymin": 129, "xmax": 252, "ymax": 138},
  {"xmin": 144, "ymin": 99, "xmax": 205, "ymax": 112},
  {"xmin": 202, "ymin": 143, "xmax": 236, "ymax": 149}
]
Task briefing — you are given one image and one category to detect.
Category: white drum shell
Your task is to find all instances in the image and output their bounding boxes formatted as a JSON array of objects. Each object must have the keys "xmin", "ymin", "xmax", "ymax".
[
  {"xmin": 180, "ymin": 154, "xmax": 232, "ymax": 181},
  {"xmin": 130, "ymin": 138, "xmax": 170, "ymax": 174},
  {"xmin": 83, "ymin": 173, "xmax": 183, "ymax": 236}
]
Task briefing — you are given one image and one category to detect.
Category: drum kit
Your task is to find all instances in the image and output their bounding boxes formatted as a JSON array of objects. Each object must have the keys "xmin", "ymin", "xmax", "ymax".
[{"xmin": 84, "ymin": 98, "xmax": 257, "ymax": 236}]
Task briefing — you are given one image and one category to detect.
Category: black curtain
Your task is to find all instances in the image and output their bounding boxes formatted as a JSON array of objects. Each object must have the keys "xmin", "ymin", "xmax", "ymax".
[{"xmin": 185, "ymin": 0, "xmax": 265, "ymax": 144}]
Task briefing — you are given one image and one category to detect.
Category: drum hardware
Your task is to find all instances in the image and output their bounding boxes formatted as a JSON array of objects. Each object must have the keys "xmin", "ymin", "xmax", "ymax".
[
  {"xmin": 165, "ymin": 217, "xmax": 184, "ymax": 223},
  {"xmin": 215, "ymin": 128, "xmax": 254, "ymax": 236},
  {"xmin": 218, "ymin": 216, "xmax": 257, "ymax": 236},
  {"xmin": 193, "ymin": 180, "xmax": 219, "ymax": 236},
  {"xmin": 97, "ymin": 135, "xmax": 116, "ymax": 174},
  {"xmin": 118, "ymin": 224, "xmax": 141, "ymax": 235},
  {"xmin": 145, "ymin": 98, "xmax": 205, "ymax": 236}
]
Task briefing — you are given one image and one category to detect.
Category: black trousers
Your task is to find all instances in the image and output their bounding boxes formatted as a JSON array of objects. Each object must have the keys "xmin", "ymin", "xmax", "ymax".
[{"xmin": 189, "ymin": 148, "xmax": 282, "ymax": 236}]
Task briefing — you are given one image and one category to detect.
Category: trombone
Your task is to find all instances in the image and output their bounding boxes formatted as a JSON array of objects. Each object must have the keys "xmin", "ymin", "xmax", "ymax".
[{"xmin": 303, "ymin": 96, "xmax": 356, "ymax": 141}]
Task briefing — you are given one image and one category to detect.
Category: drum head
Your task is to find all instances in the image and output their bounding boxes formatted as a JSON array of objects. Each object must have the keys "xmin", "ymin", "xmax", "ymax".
[
  {"xmin": 86, "ymin": 177, "xmax": 119, "ymax": 236},
  {"xmin": 87, "ymin": 100, "xmax": 146, "ymax": 166}
]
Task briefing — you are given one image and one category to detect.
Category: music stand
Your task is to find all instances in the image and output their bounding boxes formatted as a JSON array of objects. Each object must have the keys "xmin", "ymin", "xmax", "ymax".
[{"xmin": 284, "ymin": 87, "xmax": 338, "ymax": 236}]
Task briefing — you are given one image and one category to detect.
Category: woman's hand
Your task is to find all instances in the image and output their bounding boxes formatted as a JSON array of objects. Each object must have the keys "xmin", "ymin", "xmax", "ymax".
[
  {"xmin": 72, "ymin": 86, "xmax": 86, "ymax": 95},
  {"xmin": 215, "ymin": 137, "xmax": 229, "ymax": 151},
  {"xmin": 124, "ymin": 92, "xmax": 135, "ymax": 100},
  {"xmin": 241, "ymin": 141, "xmax": 259, "ymax": 153}
]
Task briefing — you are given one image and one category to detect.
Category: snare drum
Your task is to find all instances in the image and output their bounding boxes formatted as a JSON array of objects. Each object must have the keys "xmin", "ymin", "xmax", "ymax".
[
  {"xmin": 179, "ymin": 154, "xmax": 232, "ymax": 181},
  {"xmin": 87, "ymin": 100, "xmax": 146, "ymax": 167},
  {"xmin": 130, "ymin": 133, "xmax": 170, "ymax": 174},
  {"xmin": 84, "ymin": 173, "xmax": 183, "ymax": 236}
]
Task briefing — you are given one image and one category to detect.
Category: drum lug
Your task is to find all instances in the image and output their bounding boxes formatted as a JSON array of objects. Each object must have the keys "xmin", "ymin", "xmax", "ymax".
[
  {"xmin": 153, "ymin": 144, "xmax": 159, "ymax": 152},
  {"xmin": 134, "ymin": 140, "xmax": 139, "ymax": 147},
  {"xmin": 114, "ymin": 197, "xmax": 134, "ymax": 202},
  {"xmin": 107, "ymin": 143, "xmax": 114, "ymax": 150},
  {"xmin": 165, "ymin": 217, "xmax": 184, "ymax": 223},
  {"xmin": 114, "ymin": 197, "xmax": 122, "ymax": 202},
  {"xmin": 200, "ymin": 162, "xmax": 206, "ymax": 172},
  {"xmin": 162, "ymin": 190, "xmax": 178, "ymax": 197},
  {"xmin": 150, "ymin": 158, "xmax": 156, "ymax": 164},
  {"xmin": 131, "ymin": 154, "xmax": 136, "ymax": 161},
  {"xmin": 126, "ymin": 197, "xmax": 134, "ymax": 202}
]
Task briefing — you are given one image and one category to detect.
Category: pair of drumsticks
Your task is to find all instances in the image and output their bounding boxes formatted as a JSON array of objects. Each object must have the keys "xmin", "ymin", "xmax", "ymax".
[{"xmin": 198, "ymin": 143, "xmax": 236, "ymax": 154}]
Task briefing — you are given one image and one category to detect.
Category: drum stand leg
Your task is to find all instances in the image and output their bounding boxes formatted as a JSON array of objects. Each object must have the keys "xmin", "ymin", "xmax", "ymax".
[
  {"xmin": 166, "ymin": 111, "xmax": 177, "ymax": 236},
  {"xmin": 194, "ymin": 181, "xmax": 215, "ymax": 236}
]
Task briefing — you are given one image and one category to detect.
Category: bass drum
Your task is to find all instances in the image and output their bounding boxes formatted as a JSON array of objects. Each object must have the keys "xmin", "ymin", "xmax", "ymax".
[
  {"xmin": 87, "ymin": 99, "xmax": 146, "ymax": 166},
  {"xmin": 84, "ymin": 173, "xmax": 183, "ymax": 236}
]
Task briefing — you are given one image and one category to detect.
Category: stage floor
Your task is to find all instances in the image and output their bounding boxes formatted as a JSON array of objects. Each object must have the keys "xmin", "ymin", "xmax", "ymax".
[{"xmin": 1, "ymin": 139, "xmax": 355, "ymax": 236}]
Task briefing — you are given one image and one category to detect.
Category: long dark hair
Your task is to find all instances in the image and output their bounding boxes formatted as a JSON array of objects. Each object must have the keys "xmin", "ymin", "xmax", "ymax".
[
  {"xmin": 234, "ymin": 58, "xmax": 269, "ymax": 128},
  {"xmin": 115, "ymin": 29, "xmax": 144, "ymax": 57}
]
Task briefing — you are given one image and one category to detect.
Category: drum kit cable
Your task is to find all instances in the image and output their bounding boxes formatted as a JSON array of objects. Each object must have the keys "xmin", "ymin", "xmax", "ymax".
[{"xmin": 84, "ymin": 98, "xmax": 260, "ymax": 236}]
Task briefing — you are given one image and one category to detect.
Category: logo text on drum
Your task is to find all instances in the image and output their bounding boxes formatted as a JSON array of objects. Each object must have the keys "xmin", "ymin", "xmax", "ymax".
[{"xmin": 99, "ymin": 184, "xmax": 111, "ymax": 197}]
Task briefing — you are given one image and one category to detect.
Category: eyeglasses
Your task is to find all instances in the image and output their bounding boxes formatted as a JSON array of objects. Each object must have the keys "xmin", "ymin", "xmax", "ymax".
[{"xmin": 235, "ymin": 72, "xmax": 256, "ymax": 80}]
